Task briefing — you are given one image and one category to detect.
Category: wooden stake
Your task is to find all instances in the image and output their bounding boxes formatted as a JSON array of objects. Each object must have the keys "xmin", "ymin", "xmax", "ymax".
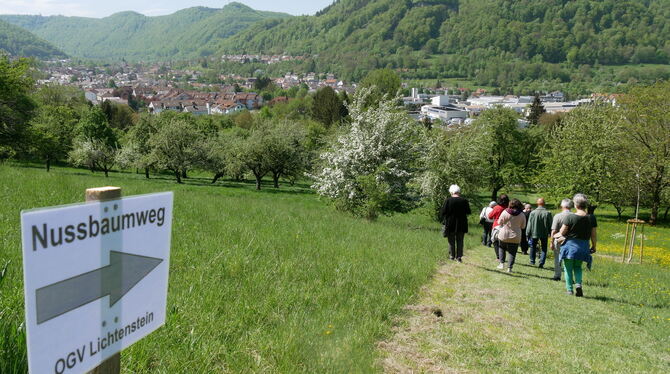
[
  {"xmin": 86, "ymin": 186, "xmax": 121, "ymax": 374},
  {"xmin": 86, "ymin": 186, "xmax": 121, "ymax": 203},
  {"xmin": 640, "ymin": 224, "xmax": 644, "ymax": 264},
  {"xmin": 622, "ymin": 222, "xmax": 630, "ymax": 263}
]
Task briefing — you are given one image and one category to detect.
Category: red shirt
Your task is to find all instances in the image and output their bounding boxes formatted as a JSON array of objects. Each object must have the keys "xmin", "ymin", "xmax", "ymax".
[{"xmin": 489, "ymin": 205, "xmax": 506, "ymax": 228}]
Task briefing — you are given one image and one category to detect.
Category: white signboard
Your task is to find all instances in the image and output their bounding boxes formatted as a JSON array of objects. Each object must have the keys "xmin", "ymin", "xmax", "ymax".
[{"xmin": 21, "ymin": 192, "xmax": 173, "ymax": 374}]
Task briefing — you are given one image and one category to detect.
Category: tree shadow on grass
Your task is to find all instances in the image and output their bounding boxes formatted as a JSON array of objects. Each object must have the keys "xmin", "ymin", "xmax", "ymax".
[
  {"xmin": 8, "ymin": 160, "xmax": 46, "ymax": 170},
  {"xmin": 472, "ymin": 263, "xmax": 560, "ymax": 281},
  {"xmin": 510, "ymin": 269, "xmax": 557, "ymax": 281},
  {"xmin": 585, "ymin": 295, "xmax": 668, "ymax": 309},
  {"xmin": 386, "ymin": 220, "xmax": 441, "ymax": 233},
  {"xmin": 473, "ymin": 265, "xmax": 529, "ymax": 279},
  {"xmin": 29, "ymin": 164, "xmax": 318, "ymax": 196},
  {"xmin": 151, "ymin": 174, "xmax": 315, "ymax": 195},
  {"xmin": 515, "ymin": 263, "xmax": 537, "ymax": 268}
]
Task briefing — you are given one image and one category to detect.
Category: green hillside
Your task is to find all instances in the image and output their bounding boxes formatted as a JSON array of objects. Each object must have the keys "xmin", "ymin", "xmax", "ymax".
[
  {"xmin": 219, "ymin": 0, "xmax": 670, "ymax": 82},
  {"xmin": 0, "ymin": 19, "xmax": 66, "ymax": 59},
  {"xmin": 0, "ymin": 2, "xmax": 290, "ymax": 61}
]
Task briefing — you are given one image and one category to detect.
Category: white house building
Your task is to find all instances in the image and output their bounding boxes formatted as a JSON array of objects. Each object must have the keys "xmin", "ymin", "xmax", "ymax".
[{"xmin": 421, "ymin": 104, "xmax": 468, "ymax": 123}]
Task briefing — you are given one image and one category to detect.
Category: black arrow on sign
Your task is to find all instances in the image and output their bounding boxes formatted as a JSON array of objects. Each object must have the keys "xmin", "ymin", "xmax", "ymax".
[{"xmin": 35, "ymin": 251, "xmax": 163, "ymax": 324}]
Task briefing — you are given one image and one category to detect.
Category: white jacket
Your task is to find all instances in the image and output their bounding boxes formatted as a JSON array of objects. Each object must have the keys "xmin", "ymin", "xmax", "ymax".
[{"xmin": 480, "ymin": 207, "xmax": 494, "ymax": 223}]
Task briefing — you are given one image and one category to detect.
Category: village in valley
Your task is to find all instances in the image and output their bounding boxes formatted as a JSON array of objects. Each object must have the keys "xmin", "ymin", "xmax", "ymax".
[{"xmin": 38, "ymin": 56, "xmax": 616, "ymax": 128}]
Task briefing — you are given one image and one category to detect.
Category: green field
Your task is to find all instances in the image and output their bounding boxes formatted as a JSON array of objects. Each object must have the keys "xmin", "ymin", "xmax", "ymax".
[
  {"xmin": 0, "ymin": 164, "xmax": 448, "ymax": 373},
  {"xmin": 379, "ymin": 238, "xmax": 670, "ymax": 373},
  {"xmin": 1, "ymin": 164, "xmax": 669, "ymax": 373}
]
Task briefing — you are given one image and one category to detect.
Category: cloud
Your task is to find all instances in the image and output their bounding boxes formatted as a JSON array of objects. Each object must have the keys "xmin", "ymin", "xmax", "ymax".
[{"xmin": 0, "ymin": 0, "xmax": 96, "ymax": 17}]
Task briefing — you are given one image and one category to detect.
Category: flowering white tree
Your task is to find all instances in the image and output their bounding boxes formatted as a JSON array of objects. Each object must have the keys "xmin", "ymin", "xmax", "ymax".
[
  {"xmin": 311, "ymin": 88, "xmax": 425, "ymax": 219},
  {"xmin": 69, "ymin": 138, "xmax": 117, "ymax": 177}
]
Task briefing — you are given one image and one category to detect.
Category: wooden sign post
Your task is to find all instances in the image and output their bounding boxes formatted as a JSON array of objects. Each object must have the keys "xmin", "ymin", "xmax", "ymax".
[
  {"xmin": 622, "ymin": 218, "xmax": 645, "ymax": 264},
  {"xmin": 86, "ymin": 187, "xmax": 122, "ymax": 374}
]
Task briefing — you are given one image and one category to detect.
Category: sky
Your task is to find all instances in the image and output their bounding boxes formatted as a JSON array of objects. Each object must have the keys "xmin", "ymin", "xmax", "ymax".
[{"xmin": 0, "ymin": 0, "xmax": 334, "ymax": 18}]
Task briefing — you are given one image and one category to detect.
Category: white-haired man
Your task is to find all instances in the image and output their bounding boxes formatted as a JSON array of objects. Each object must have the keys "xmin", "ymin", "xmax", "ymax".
[
  {"xmin": 550, "ymin": 198, "xmax": 573, "ymax": 281},
  {"xmin": 439, "ymin": 185, "xmax": 471, "ymax": 262}
]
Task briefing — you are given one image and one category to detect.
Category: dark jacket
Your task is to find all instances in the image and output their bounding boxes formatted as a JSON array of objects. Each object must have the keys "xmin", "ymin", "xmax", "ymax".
[{"xmin": 440, "ymin": 196, "xmax": 471, "ymax": 234}]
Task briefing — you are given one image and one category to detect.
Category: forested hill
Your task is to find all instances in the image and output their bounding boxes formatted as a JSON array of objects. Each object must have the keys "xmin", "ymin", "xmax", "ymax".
[
  {"xmin": 0, "ymin": 2, "xmax": 291, "ymax": 61},
  {"xmin": 0, "ymin": 19, "xmax": 66, "ymax": 59},
  {"xmin": 219, "ymin": 0, "xmax": 670, "ymax": 80}
]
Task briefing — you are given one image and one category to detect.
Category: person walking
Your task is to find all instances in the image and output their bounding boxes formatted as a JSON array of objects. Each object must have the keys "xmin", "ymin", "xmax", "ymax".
[
  {"xmin": 550, "ymin": 198, "xmax": 573, "ymax": 281},
  {"xmin": 527, "ymin": 198, "xmax": 553, "ymax": 268},
  {"xmin": 496, "ymin": 198, "xmax": 527, "ymax": 273},
  {"xmin": 479, "ymin": 201, "xmax": 496, "ymax": 247},
  {"xmin": 520, "ymin": 204, "xmax": 532, "ymax": 255},
  {"xmin": 488, "ymin": 194, "xmax": 509, "ymax": 261},
  {"xmin": 557, "ymin": 194, "xmax": 597, "ymax": 296},
  {"xmin": 440, "ymin": 185, "xmax": 471, "ymax": 262}
]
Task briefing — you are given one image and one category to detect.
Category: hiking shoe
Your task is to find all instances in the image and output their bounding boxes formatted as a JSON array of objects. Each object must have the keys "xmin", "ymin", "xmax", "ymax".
[
  {"xmin": 538, "ymin": 264, "xmax": 544, "ymax": 269},
  {"xmin": 551, "ymin": 277, "xmax": 561, "ymax": 281},
  {"xmin": 449, "ymin": 257, "xmax": 455, "ymax": 261},
  {"xmin": 575, "ymin": 286, "xmax": 583, "ymax": 297},
  {"xmin": 567, "ymin": 291, "xmax": 574, "ymax": 296},
  {"xmin": 506, "ymin": 268, "xmax": 513, "ymax": 273},
  {"xmin": 496, "ymin": 263, "xmax": 504, "ymax": 270},
  {"xmin": 457, "ymin": 258, "xmax": 463, "ymax": 263}
]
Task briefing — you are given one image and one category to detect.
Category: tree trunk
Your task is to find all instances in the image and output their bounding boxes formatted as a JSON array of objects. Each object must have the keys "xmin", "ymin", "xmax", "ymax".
[
  {"xmin": 614, "ymin": 205, "xmax": 623, "ymax": 221},
  {"xmin": 649, "ymin": 182, "xmax": 662, "ymax": 225},
  {"xmin": 145, "ymin": 168, "xmax": 150, "ymax": 179},
  {"xmin": 648, "ymin": 166, "xmax": 665, "ymax": 226},
  {"xmin": 491, "ymin": 186, "xmax": 502, "ymax": 203},
  {"xmin": 272, "ymin": 172, "xmax": 280, "ymax": 188},
  {"xmin": 212, "ymin": 172, "xmax": 224, "ymax": 184},
  {"xmin": 104, "ymin": 168, "xmax": 109, "ymax": 177},
  {"xmin": 650, "ymin": 200, "xmax": 659, "ymax": 226},
  {"xmin": 664, "ymin": 206, "xmax": 669, "ymax": 221},
  {"xmin": 254, "ymin": 173, "xmax": 262, "ymax": 190},
  {"xmin": 46, "ymin": 157, "xmax": 51, "ymax": 172},
  {"xmin": 175, "ymin": 170, "xmax": 182, "ymax": 184},
  {"xmin": 181, "ymin": 169, "xmax": 188, "ymax": 179}
]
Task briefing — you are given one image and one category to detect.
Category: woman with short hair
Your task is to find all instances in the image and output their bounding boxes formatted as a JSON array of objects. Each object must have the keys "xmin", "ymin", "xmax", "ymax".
[
  {"xmin": 439, "ymin": 184, "xmax": 471, "ymax": 262},
  {"xmin": 558, "ymin": 194, "xmax": 597, "ymax": 296},
  {"xmin": 496, "ymin": 198, "xmax": 527, "ymax": 272}
]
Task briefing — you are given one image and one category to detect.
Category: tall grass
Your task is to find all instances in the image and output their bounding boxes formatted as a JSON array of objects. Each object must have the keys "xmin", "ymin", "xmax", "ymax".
[{"xmin": 0, "ymin": 164, "xmax": 449, "ymax": 373}]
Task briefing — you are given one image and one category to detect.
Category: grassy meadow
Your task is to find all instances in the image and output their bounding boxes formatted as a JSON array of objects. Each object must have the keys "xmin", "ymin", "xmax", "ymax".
[
  {"xmin": 379, "ymin": 235, "xmax": 670, "ymax": 373},
  {"xmin": 0, "ymin": 163, "xmax": 448, "ymax": 373},
  {"xmin": 1, "ymin": 163, "xmax": 669, "ymax": 373}
]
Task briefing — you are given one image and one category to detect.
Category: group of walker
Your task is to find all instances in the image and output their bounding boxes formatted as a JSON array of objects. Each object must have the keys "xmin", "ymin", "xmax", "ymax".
[{"xmin": 440, "ymin": 185, "xmax": 597, "ymax": 297}]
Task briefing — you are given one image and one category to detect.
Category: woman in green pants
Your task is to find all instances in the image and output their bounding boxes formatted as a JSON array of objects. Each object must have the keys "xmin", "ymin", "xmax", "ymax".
[{"xmin": 557, "ymin": 194, "xmax": 597, "ymax": 296}]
